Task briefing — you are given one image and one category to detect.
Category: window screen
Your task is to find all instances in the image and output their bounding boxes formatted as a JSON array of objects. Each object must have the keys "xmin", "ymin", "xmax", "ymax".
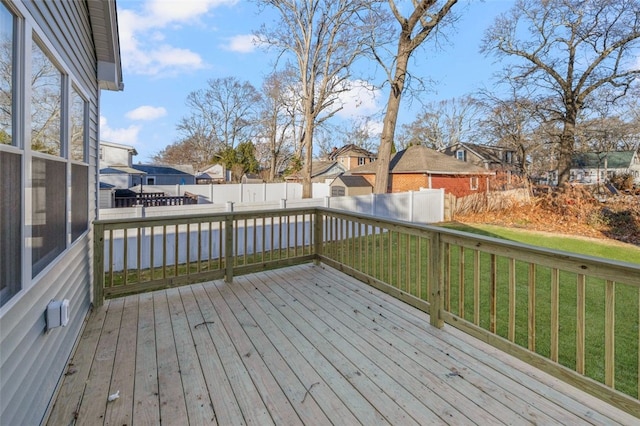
[
  {"xmin": 32, "ymin": 157, "xmax": 66, "ymax": 277},
  {"xmin": 0, "ymin": 151, "xmax": 21, "ymax": 305}
]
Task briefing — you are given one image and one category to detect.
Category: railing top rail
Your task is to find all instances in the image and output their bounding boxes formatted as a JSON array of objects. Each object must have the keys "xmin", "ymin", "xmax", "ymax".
[
  {"xmin": 317, "ymin": 207, "xmax": 640, "ymax": 283},
  {"xmin": 95, "ymin": 206, "xmax": 319, "ymax": 227}
]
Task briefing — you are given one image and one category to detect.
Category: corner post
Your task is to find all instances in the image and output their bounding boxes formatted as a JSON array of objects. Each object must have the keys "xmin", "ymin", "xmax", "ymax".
[
  {"xmin": 313, "ymin": 210, "xmax": 323, "ymax": 265},
  {"xmin": 429, "ymin": 232, "xmax": 444, "ymax": 328},
  {"xmin": 93, "ymin": 222, "xmax": 105, "ymax": 307},
  {"xmin": 224, "ymin": 215, "xmax": 234, "ymax": 283}
]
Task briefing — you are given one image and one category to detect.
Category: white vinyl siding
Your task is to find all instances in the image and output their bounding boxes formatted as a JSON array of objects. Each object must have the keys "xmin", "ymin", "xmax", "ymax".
[{"xmin": 0, "ymin": 1, "xmax": 100, "ymax": 424}]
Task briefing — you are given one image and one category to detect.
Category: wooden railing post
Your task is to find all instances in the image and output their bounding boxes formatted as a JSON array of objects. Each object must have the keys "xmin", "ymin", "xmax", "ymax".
[
  {"xmin": 224, "ymin": 215, "xmax": 234, "ymax": 283},
  {"xmin": 429, "ymin": 232, "xmax": 444, "ymax": 328},
  {"xmin": 314, "ymin": 211, "xmax": 323, "ymax": 265},
  {"xmin": 93, "ymin": 222, "xmax": 105, "ymax": 307}
]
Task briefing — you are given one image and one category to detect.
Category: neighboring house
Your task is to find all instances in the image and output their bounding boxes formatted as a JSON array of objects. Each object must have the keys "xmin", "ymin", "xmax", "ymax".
[
  {"xmin": 241, "ymin": 173, "xmax": 264, "ymax": 184},
  {"xmin": 100, "ymin": 164, "xmax": 146, "ymax": 189},
  {"xmin": 196, "ymin": 164, "xmax": 227, "ymax": 183},
  {"xmin": 327, "ymin": 144, "xmax": 377, "ymax": 170},
  {"xmin": 443, "ymin": 142, "xmax": 521, "ymax": 172},
  {"xmin": 99, "ymin": 182, "xmax": 116, "ymax": 209},
  {"xmin": 131, "ymin": 164, "xmax": 196, "ymax": 186},
  {"xmin": 285, "ymin": 144, "xmax": 376, "ymax": 184},
  {"xmin": 570, "ymin": 151, "xmax": 640, "ymax": 184},
  {"xmin": 0, "ymin": 1, "xmax": 123, "ymax": 425},
  {"xmin": 99, "ymin": 140, "xmax": 137, "ymax": 168},
  {"xmin": 330, "ymin": 175, "xmax": 373, "ymax": 197},
  {"xmin": 285, "ymin": 160, "xmax": 348, "ymax": 183},
  {"xmin": 348, "ymin": 144, "xmax": 494, "ymax": 197}
]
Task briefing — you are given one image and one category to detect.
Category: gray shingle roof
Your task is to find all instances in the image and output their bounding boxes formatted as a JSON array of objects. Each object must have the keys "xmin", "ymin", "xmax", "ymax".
[
  {"xmin": 333, "ymin": 175, "xmax": 372, "ymax": 187},
  {"xmin": 350, "ymin": 145, "xmax": 492, "ymax": 175},
  {"xmin": 132, "ymin": 164, "xmax": 193, "ymax": 175}
]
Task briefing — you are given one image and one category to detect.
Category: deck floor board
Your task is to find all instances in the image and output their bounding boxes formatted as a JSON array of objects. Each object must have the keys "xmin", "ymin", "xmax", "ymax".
[{"xmin": 48, "ymin": 264, "xmax": 639, "ymax": 425}]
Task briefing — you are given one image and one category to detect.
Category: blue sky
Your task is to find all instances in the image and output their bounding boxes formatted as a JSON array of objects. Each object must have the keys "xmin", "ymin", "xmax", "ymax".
[{"xmin": 100, "ymin": 0, "xmax": 514, "ymax": 163}]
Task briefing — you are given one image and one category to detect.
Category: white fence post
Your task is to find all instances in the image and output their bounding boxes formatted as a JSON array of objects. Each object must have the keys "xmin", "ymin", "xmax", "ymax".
[
  {"xmin": 226, "ymin": 201, "xmax": 234, "ymax": 212},
  {"xmin": 280, "ymin": 199, "xmax": 287, "ymax": 209},
  {"xmin": 324, "ymin": 196, "xmax": 330, "ymax": 208},
  {"xmin": 409, "ymin": 190, "xmax": 414, "ymax": 222}
]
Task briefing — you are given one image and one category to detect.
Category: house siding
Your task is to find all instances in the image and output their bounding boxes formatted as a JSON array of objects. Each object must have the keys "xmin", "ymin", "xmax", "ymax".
[
  {"xmin": 0, "ymin": 1, "xmax": 100, "ymax": 425},
  {"xmin": 354, "ymin": 173, "xmax": 488, "ymax": 197},
  {"xmin": 430, "ymin": 175, "xmax": 489, "ymax": 197}
]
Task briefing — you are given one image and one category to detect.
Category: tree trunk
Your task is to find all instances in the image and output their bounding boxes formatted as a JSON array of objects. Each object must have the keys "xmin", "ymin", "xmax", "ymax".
[
  {"xmin": 374, "ymin": 48, "xmax": 410, "ymax": 194},
  {"xmin": 557, "ymin": 107, "xmax": 577, "ymax": 187},
  {"xmin": 269, "ymin": 149, "xmax": 276, "ymax": 182},
  {"xmin": 302, "ymin": 118, "xmax": 314, "ymax": 198}
]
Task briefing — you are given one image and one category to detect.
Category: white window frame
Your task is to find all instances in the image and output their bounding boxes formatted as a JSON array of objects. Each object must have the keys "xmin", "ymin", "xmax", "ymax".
[
  {"xmin": 0, "ymin": 0, "xmax": 92, "ymax": 311},
  {"xmin": 456, "ymin": 150, "xmax": 465, "ymax": 161},
  {"xmin": 470, "ymin": 176, "xmax": 479, "ymax": 190}
]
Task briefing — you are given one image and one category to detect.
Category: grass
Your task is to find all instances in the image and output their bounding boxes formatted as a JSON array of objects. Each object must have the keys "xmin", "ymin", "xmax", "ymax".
[
  {"xmin": 323, "ymin": 223, "xmax": 640, "ymax": 399},
  {"xmin": 440, "ymin": 222, "xmax": 640, "ymax": 264}
]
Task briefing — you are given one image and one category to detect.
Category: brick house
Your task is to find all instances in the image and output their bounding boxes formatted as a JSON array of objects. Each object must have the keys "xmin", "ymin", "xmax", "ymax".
[{"xmin": 348, "ymin": 145, "xmax": 494, "ymax": 197}]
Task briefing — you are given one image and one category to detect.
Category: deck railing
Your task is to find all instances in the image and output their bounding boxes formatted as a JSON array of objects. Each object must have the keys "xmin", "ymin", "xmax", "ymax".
[{"xmin": 93, "ymin": 207, "xmax": 640, "ymax": 416}]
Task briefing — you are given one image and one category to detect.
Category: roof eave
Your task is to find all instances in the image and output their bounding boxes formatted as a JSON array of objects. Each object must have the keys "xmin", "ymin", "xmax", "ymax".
[{"xmin": 89, "ymin": 0, "xmax": 124, "ymax": 91}]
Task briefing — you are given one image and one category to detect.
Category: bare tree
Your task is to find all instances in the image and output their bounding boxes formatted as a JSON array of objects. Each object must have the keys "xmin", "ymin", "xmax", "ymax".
[
  {"xmin": 399, "ymin": 96, "xmax": 480, "ymax": 150},
  {"xmin": 256, "ymin": 70, "xmax": 299, "ymax": 181},
  {"xmin": 256, "ymin": 0, "xmax": 375, "ymax": 197},
  {"xmin": 179, "ymin": 77, "xmax": 261, "ymax": 151},
  {"xmin": 482, "ymin": 0, "xmax": 640, "ymax": 186},
  {"xmin": 475, "ymin": 83, "xmax": 546, "ymax": 179},
  {"xmin": 336, "ymin": 116, "xmax": 380, "ymax": 153},
  {"xmin": 372, "ymin": 0, "xmax": 459, "ymax": 194}
]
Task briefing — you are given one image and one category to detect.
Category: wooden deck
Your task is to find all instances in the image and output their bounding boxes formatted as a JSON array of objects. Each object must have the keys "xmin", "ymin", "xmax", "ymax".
[{"xmin": 47, "ymin": 264, "xmax": 638, "ymax": 425}]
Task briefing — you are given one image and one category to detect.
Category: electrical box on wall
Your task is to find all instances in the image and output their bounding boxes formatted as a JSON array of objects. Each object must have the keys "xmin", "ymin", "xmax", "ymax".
[{"xmin": 46, "ymin": 299, "xmax": 69, "ymax": 330}]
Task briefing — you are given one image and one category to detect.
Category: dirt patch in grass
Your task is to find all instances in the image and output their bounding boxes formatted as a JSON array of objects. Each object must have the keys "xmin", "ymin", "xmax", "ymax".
[{"xmin": 452, "ymin": 185, "xmax": 640, "ymax": 246}]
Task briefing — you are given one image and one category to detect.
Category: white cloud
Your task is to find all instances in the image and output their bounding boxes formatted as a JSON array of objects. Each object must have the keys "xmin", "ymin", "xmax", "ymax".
[
  {"xmin": 126, "ymin": 106, "xmax": 168, "ymax": 121},
  {"xmin": 223, "ymin": 34, "xmax": 258, "ymax": 53},
  {"xmin": 117, "ymin": 0, "xmax": 238, "ymax": 76},
  {"xmin": 335, "ymin": 80, "xmax": 382, "ymax": 119},
  {"xmin": 100, "ymin": 116, "xmax": 141, "ymax": 145}
]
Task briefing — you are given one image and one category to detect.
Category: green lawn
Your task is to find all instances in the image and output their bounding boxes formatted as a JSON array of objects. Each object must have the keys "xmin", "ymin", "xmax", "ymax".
[
  {"xmin": 440, "ymin": 223, "xmax": 640, "ymax": 264},
  {"xmin": 324, "ymin": 223, "xmax": 640, "ymax": 399}
]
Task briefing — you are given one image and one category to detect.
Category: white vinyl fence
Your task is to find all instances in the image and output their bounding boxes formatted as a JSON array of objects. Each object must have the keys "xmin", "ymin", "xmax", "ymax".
[
  {"xmin": 100, "ymin": 189, "xmax": 444, "ymax": 272},
  {"xmin": 100, "ymin": 189, "xmax": 444, "ymax": 223}
]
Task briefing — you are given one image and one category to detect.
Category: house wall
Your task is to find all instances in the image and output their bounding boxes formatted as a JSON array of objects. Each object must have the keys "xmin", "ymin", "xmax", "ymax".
[
  {"xmin": 430, "ymin": 175, "xmax": 489, "ymax": 197},
  {"xmin": 150, "ymin": 174, "xmax": 196, "ymax": 185},
  {"xmin": 0, "ymin": 2, "xmax": 101, "ymax": 425},
  {"xmin": 353, "ymin": 173, "xmax": 488, "ymax": 197},
  {"xmin": 101, "ymin": 143, "xmax": 133, "ymax": 167}
]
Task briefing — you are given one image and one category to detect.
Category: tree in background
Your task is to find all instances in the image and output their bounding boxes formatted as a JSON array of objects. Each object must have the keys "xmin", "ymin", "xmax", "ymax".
[
  {"xmin": 398, "ymin": 96, "xmax": 479, "ymax": 150},
  {"xmin": 255, "ymin": 70, "xmax": 299, "ymax": 181},
  {"xmin": 372, "ymin": 0, "xmax": 459, "ymax": 194},
  {"xmin": 476, "ymin": 84, "xmax": 546, "ymax": 180},
  {"xmin": 256, "ymin": 0, "xmax": 376, "ymax": 198},
  {"xmin": 154, "ymin": 77, "xmax": 262, "ymax": 171},
  {"xmin": 216, "ymin": 141, "xmax": 260, "ymax": 182},
  {"xmin": 482, "ymin": 0, "xmax": 640, "ymax": 187},
  {"xmin": 178, "ymin": 76, "xmax": 261, "ymax": 150}
]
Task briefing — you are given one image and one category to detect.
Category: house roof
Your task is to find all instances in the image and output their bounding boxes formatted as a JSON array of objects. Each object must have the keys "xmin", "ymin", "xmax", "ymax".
[
  {"xmin": 99, "ymin": 182, "xmax": 115, "ymax": 189},
  {"xmin": 87, "ymin": 0, "xmax": 123, "ymax": 91},
  {"xmin": 100, "ymin": 165, "xmax": 146, "ymax": 175},
  {"xmin": 132, "ymin": 164, "xmax": 194, "ymax": 176},
  {"xmin": 350, "ymin": 145, "xmax": 492, "ymax": 175},
  {"xmin": 572, "ymin": 151, "xmax": 636, "ymax": 169},
  {"xmin": 284, "ymin": 161, "xmax": 347, "ymax": 182},
  {"xmin": 332, "ymin": 175, "xmax": 372, "ymax": 188},
  {"xmin": 458, "ymin": 143, "xmax": 505, "ymax": 163}
]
